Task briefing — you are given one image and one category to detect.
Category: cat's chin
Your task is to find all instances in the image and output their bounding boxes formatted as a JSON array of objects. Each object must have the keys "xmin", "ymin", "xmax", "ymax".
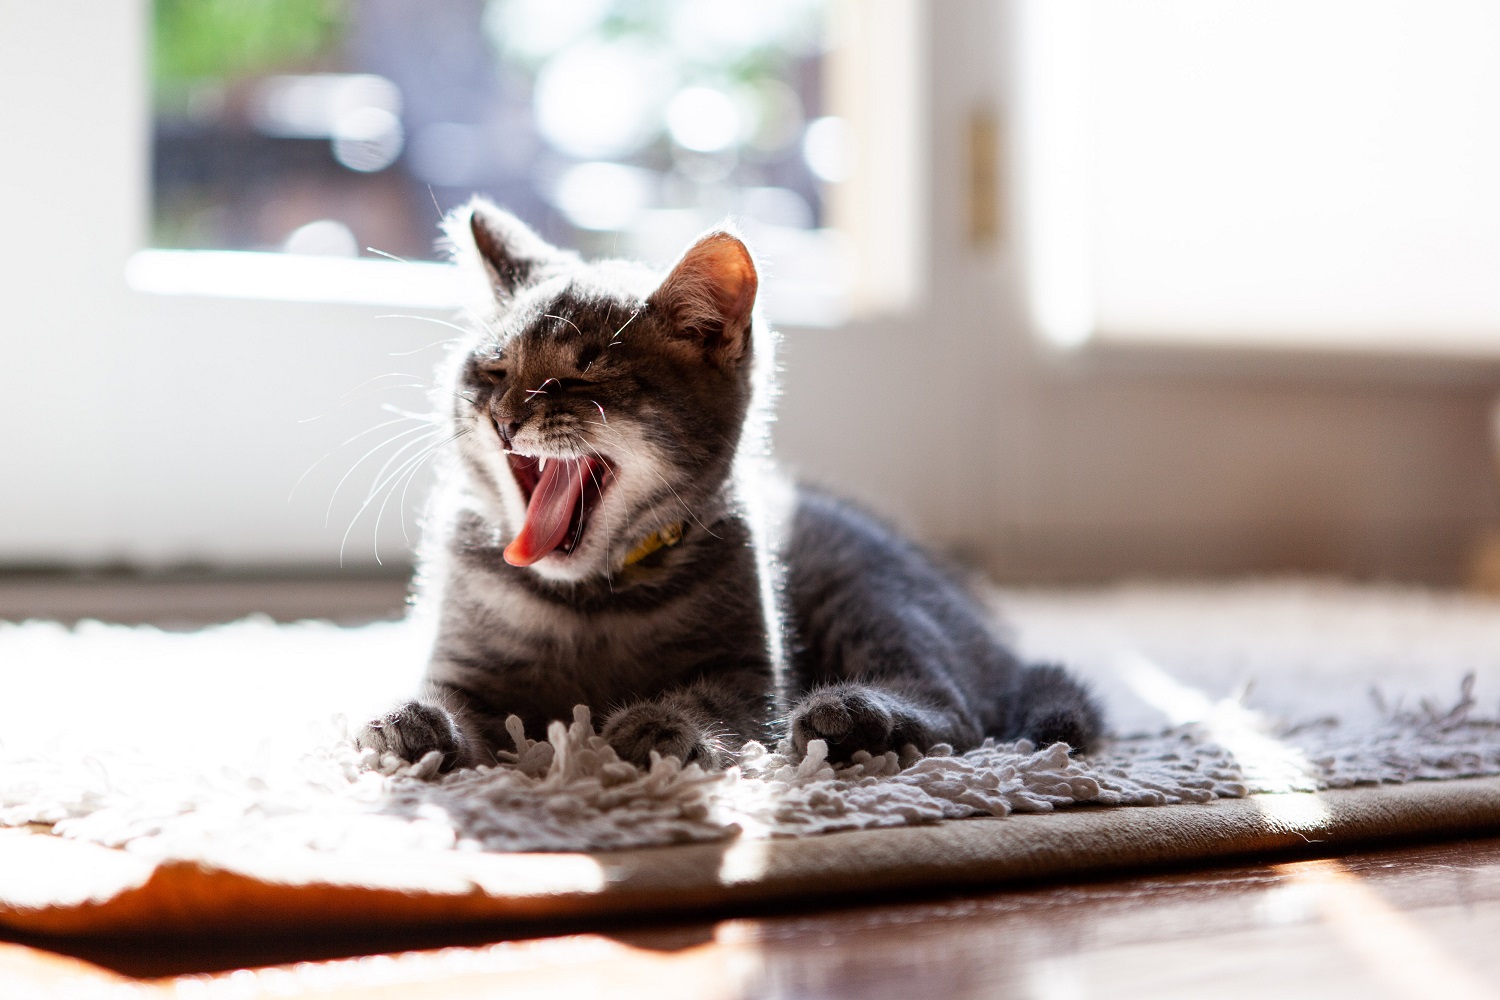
[{"xmin": 518, "ymin": 547, "xmax": 610, "ymax": 583}]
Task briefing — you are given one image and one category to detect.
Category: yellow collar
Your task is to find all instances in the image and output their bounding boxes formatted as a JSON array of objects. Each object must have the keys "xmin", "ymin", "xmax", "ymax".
[{"xmin": 623, "ymin": 521, "xmax": 685, "ymax": 567}]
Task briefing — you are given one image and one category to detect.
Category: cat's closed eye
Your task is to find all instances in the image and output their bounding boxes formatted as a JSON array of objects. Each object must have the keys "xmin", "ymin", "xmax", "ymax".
[{"xmin": 555, "ymin": 377, "xmax": 596, "ymax": 391}]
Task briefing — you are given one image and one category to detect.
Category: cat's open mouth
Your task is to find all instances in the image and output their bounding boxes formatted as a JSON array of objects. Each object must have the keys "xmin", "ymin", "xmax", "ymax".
[{"xmin": 502, "ymin": 451, "xmax": 614, "ymax": 566}]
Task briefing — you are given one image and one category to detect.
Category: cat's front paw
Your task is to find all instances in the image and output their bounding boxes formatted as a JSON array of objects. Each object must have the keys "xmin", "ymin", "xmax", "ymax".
[
  {"xmin": 356, "ymin": 700, "xmax": 465, "ymax": 771},
  {"xmin": 602, "ymin": 702, "xmax": 726, "ymax": 769},
  {"xmin": 790, "ymin": 686, "xmax": 908, "ymax": 761}
]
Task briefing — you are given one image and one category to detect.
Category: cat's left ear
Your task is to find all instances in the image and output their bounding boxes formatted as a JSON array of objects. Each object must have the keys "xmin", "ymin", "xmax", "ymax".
[
  {"xmin": 649, "ymin": 230, "xmax": 758, "ymax": 366},
  {"xmin": 448, "ymin": 198, "xmax": 559, "ymax": 298}
]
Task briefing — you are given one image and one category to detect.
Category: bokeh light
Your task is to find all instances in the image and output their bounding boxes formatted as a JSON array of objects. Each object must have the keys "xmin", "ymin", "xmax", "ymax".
[
  {"xmin": 331, "ymin": 106, "xmax": 403, "ymax": 172},
  {"xmin": 802, "ymin": 115, "xmax": 852, "ymax": 183},
  {"xmin": 551, "ymin": 161, "xmax": 655, "ymax": 231},
  {"xmin": 666, "ymin": 87, "xmax": 741, "ymax": 153},
  {"xmin": 282, "ymin": 218, "xmax": 359, "ymax": 256},
  {"xmin": 151, "ymin": 0, "xmax": 832, "ymax": 264},
  {"xmin": 533, "ymin": 39, "xmax": 675, "ymax": 160}
]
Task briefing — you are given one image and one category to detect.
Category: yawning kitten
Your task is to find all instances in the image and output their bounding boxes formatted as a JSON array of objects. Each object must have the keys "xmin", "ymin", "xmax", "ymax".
[{"xmin": 357, "ymin": 201, "xmax": 1102, "ymax": 770}]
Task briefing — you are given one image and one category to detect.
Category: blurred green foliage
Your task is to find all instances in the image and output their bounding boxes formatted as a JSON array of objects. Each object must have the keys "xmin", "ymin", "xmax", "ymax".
[{"xmin": 154, "ymin": 0, "xmax": 345, "ymax": 107}]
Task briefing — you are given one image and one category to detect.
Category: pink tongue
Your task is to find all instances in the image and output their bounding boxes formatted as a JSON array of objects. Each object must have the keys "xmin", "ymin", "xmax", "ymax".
[{"xmin": 504, "ymin": 458, "xmax": 590, "ymax": 566}]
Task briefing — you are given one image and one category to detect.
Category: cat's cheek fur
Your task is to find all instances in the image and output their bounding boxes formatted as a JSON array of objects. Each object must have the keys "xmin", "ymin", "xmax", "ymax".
[{"xmin": 457, "ymin": 416, "xmax": 528, "ymax": 529}]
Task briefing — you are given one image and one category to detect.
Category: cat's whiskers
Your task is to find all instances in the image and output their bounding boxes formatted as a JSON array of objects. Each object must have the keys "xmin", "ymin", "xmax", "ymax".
[
  {"xmin": 525, "ymin": 378, "xmax": 560, "ymax": 400},
  {"xmin": 600, "ymin": 406, "xmax": 739, "ymax": 466},
  {"xmin": 574, "ymin": 453, "xmax": 587, "ymax": 562},
  {"xmin": 354, "ymin": 370, "xmax": 485, "ymax": 410},
  {"xmin": 374, "ymin": 314, "xmax": 472, "ymax": 335},
  {"xmin": 290, "ymin": 413, "xmax": 429, "ymax": 503},
  {"xmin": 388, "ymin": 307, "xmax": 498, "ymax": 347},
  {"xmin": 381, "ymin": 402, "xmax": 440, "ymax": 421},
  {"xmin": 325, "ymin": 422, "xmax": 443, "ymax": 526},
  {"xmin": 611, "ymin": 309, "xmax": 641, "ymax": 344},
  {"xmin": 543, "ymin": 313, "xmax": 583, "ymax": 337},
  {"xmin": 587, "ymin": 419, "xmax": 722, "ymax": 539},
  {"xmin": 316, "ymin": 379, "xmax": 478, "ymax": 418},
  {"xmin": 572, "ymin": 433, "xmax": 617, "ymax": 589},
  {"xmin": 334, "ymin": 371, "xmax": 441, "ymax": 404},
  {"xmin": 342, "ymin": 429, "xmax": 467, "ymax": 565},
  {"xmin": 386, "ymin": 338, "xmax": 463, "ymax": 358},
  {"xmin": 392, "ymin": 429, "xmax": 447, "ymax": 545},
  {"xmin": 297, "ymin": 374, "xmax": 446, "ymax": 424},
  {"xmin": 361, "ymin": 426, "xmax": 446, "ymax": 511},
  {"xmin": 349, "ymin": 428, "xmax": 449, "ymax": 551},
  {"xmin": 373, "ymin": 427, "xmax": 468, "ymax": 553}
]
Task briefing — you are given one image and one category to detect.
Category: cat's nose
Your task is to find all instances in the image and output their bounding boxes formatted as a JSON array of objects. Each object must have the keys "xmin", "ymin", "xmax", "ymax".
[
  {"xmin": 492, "ymin": 389, "xmax": 533, "ymax": 447},
  {"xmin": 492, "ymin": 417, "xmax": 520, "ymax": 449}
]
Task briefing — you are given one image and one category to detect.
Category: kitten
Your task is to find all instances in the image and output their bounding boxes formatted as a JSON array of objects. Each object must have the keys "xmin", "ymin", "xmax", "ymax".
[{"xmin": 357, "ymin": 200, "xmax": 1102, "ymax": 771}]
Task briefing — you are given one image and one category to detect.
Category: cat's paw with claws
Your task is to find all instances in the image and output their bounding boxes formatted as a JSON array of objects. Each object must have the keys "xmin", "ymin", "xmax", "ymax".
[
  {"xmin": 603, "ymin": 702, "xmax": 726, "ymax": 770},
  {"xmin": 791, "ymin": 686, "xmax": 920, "ymax": 761},
  {"xmin": 356, "ymin": 700, "xmax": 465, "ymax": 771}
]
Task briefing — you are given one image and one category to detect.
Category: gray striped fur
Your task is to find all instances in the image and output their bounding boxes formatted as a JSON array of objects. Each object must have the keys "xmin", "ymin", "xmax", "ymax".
[{"xmin": 356, "ymin": 201, "xmax": 1102, "ymax": 771}]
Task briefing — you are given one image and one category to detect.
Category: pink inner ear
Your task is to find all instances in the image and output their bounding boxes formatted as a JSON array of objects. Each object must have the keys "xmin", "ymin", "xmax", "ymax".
[
  {"xmin": 696, "ymin": 236, "xmax": 757, "ymax": 320},
  {"xmin": 660, "ymin": 233, "xmax": 759, "ymax": 342}
]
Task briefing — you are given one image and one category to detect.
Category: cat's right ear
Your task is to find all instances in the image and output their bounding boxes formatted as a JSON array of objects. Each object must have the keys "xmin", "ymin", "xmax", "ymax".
[
  {"xmin": 649, "ymin": 229, "xmax": 758, "ymax": 367},
  {"xmin": 450, "ymin": 200, "xmax": 556, "ymax": 297}
]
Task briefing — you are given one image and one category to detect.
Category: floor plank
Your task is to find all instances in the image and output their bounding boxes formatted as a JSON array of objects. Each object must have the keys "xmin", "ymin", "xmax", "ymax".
[{"xmin": 8, "ymin": 835, "xmax": 1500, "ymax": 998}]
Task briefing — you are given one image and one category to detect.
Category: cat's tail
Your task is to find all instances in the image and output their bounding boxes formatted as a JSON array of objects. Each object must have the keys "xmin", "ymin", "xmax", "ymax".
[{"xmin": 1011, "ymin": 662, "xmax": 1104, "ymax": 754}]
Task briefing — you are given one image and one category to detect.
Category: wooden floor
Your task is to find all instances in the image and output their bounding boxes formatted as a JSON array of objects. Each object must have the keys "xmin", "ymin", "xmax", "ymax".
[{"xmin": 4, "ymin": 834, "xmax": 1500, "ymax": 999}]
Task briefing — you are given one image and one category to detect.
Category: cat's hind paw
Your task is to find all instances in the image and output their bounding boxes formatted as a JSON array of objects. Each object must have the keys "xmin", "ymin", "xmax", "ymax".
[
  {"xmin": 356, "ymin": 700, "xmax": 465, "ymax": 771},
  {"xmin": 1014, "ymin": 663, "xmax": 1105, "ymax": 754},
  {"xmin": 602, "ymin": 702, "xmax": 727, "ymax": 770}
]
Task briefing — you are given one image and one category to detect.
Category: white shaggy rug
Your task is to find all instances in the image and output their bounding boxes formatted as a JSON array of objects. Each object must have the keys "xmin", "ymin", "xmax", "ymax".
[{"xmin": 4, "ymin": 581, "xmax": 1500, "ymax": 859}]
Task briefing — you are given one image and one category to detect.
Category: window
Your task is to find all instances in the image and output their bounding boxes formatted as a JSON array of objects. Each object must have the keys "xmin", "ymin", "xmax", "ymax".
[
  {"xmin": 0, "ymin": 0, "xmax": 922, "ymax": 568},
  {"xmin": 1014, "ymin": 0, "xmax": 1500, "ymax": 355},
  {"xmin": 135, "ymin": 0, "xmax": 872, "ymax": 325}
]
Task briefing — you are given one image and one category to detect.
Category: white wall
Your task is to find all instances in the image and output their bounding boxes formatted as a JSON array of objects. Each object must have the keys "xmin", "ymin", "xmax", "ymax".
[
  {"xmin": 3, "ymin": 0, "xmax": 1498, "ymax": 583},
  {"xmin": 774, "ymin": 0, "xmax": 1500, "ymax": 584}
]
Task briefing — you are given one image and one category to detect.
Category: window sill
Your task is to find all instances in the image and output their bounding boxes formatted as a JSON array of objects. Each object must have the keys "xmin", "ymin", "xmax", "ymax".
[
  {"xmin": 125, "ymin": 250, "xmax": 464, "ymax": 310},
  {"xmin": 1045, "ymin": 324, "xmax": 1500, "ymax": 385},
  {"xmin": 125, "ymin": 249, "xmax": 849, "ymax": 327}
]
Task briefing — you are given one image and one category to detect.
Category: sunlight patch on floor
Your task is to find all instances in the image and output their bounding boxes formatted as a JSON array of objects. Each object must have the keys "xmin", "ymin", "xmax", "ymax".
[
  {"xmin": 1116, "ymin": 650, "xmax": 1322, "ymax": 795},
  {"xmin": 1278, "ymin": 858, "xmax": 1496, "ymax": 1000}
]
